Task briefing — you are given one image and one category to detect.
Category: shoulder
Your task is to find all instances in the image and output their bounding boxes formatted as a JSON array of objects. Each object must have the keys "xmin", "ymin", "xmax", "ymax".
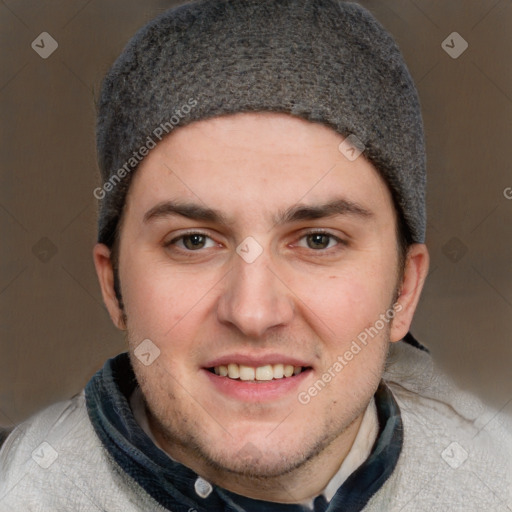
[
  {"xmin": 369, "ymin": 341, "xmax": 512, "ymax": 511},
  {"xmin": 0, "ymin": 392, "xmax": 162, "ymax": 511},
  {"xmin": 0, "ymin": 392, "xmax": 96, "ymax": 508},
  {"xmin": 0, "ymin": 391, "xmax": 93, "ymax": 475}
]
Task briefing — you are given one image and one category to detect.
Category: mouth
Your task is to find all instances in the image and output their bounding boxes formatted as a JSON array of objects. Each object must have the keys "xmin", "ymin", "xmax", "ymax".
[
  {"xmin": 202, "ymin": 354, "xmax": 314, "ymax": 401},
  {"xmin": 202, "ymin": 358, "xmax": 313, "ymax": 402},
  {"xmin": 207, "ymin": 363, "xmax": 311, "ymax": 382}
]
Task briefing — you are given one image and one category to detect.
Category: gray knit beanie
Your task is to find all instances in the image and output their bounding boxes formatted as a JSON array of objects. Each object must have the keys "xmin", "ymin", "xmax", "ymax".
[{"xmin": 96, "ymin": 0, "xmax": 426, "ymax": 246}]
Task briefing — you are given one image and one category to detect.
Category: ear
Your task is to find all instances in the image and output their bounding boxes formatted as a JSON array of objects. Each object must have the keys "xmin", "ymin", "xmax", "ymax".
[
  {"xmin": 390, "ymin": 243, "xmax": 429, "ymax": 342},
  {"xmin": 93, "ymin": 243, "xmax": 126, "ymax": 330}
]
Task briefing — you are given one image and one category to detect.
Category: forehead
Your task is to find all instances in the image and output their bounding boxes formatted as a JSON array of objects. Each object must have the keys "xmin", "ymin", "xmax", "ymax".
[{"xmin": 124, "ymin": 112, "xmax": 395, "ymax": 224}]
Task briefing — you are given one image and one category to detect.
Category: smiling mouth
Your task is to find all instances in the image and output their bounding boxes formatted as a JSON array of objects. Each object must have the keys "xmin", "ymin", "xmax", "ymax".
[{"xmin": 207, "ymin": 363, "xmax": 311, "ymax": 382}]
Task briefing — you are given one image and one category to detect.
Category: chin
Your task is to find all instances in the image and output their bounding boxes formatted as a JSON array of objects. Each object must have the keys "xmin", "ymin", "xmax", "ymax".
[{"xmin": 199, "ymin": 440, "xmax": 313, "ymax": 479}]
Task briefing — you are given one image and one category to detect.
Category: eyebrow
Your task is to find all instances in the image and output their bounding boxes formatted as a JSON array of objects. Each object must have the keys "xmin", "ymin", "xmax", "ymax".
[
  {"xmin": 143, "ymin": 201, "xmax": 228, "ymax": 224},
  {"xmin": 274, "ymin": 198, "xmax": 374, "ymax": 224},
  {"xmin": 143, "ymin": 198, "xmax": 373, "ymax": 225}
]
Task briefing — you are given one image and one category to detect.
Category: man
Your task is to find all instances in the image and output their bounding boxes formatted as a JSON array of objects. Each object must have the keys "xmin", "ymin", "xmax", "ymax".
[{"xmin": 1, "ymin": 0, "xmax": 511, "ymax": 510}]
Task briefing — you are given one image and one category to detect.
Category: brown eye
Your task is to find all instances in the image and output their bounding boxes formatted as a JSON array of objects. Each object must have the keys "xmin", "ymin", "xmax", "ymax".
[
  {"xmin": 163, "ymin": 232, "xmax": 219, "ymax": 256},
  {"xmin": 182, "ymin": 234, "xmax": 208, "ymax": 250},
  {"xmin": 306, "ymin": 233, "xmax": 333, "ymax": 250}
]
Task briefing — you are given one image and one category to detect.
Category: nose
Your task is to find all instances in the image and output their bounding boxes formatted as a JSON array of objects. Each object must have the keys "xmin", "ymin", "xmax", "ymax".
[{"xmin": 216, "ymin": 251, "xmax": 294, "ymax": 338}]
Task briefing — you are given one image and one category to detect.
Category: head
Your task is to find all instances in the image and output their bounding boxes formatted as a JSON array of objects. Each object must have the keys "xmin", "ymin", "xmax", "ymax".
[{"xmin": 93, "ymin": 0, "xmax": 429, "ymax": 494}]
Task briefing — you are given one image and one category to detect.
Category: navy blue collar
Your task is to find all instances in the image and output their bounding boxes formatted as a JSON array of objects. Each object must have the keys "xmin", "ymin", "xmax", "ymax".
[{"xmin": 85, "ymin": 352, "xmax": 402, "ymax": 512}]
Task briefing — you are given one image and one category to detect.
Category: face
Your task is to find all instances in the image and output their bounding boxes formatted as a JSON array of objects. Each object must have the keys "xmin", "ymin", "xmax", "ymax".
[{"xmin": 95, "ymin": 112, "xmax": 427, "ymax": 488}]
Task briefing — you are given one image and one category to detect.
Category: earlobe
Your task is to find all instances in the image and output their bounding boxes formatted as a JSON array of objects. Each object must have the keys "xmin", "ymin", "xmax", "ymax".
[
  {"xmin": 390, "ymin": 243, "xmax": 429, "ymax": 342},
  {"xmin": 92, "ymin": 243, "xmax": 126, "ymax": 330}
]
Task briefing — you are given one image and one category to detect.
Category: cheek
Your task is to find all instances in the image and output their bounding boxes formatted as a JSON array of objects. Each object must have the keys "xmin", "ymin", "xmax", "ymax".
[
  {"xmin": 119, "ymin": 253, "xmax": 220, "ymax": 343},
  {"xmin": 290, "ymin": 262, "xmax": 395, "ymax": 343}
]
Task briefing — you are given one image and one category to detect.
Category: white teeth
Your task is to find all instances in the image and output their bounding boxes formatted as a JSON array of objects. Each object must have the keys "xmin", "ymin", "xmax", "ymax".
[
  {"xmin": 227, "ymin": 363, "xmax": 240, "ymax": 379},
  {"xmin": 283, "ymin": 365, "xmax": 294, "ymax": 377},
  {"xmin": 239, "ymin": 365, "xmax": 255, "ymax": 381},
  {"xmin": 273, "ymin": 364, "xmax": 284, "ymax": 379},
  {"xmin": 255, "ymin": 365, "xmax": 273, "ymax": 381},
  {"xmin": 212, "ymin": 363, "xmax": 306, "ymax": 381}
]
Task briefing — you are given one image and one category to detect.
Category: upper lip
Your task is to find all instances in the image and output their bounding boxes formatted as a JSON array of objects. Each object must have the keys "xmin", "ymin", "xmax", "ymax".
[{"xmin": 204, "ymin": 353, "xmax": 312, "ymax": 368}]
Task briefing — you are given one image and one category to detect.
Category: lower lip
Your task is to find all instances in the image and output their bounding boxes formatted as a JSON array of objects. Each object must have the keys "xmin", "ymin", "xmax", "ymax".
[{"xmin": 202, "ymin": 368, "xmax": 312, "ymax": 402}]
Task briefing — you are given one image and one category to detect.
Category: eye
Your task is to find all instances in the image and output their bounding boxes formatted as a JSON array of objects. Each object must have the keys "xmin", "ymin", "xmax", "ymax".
[
  {"xmin": 168, "ymin": 233, "xmax": 217, "ymax": 251},
  {"xmin": 298, "ymin": 232, "xmax": 341, "ymax": 250}
]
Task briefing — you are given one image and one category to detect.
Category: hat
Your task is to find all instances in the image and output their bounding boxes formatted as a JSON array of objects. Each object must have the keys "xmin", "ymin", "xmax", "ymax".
[{"xmin": 96, "ymin": 0, "xmax": 426, "ymax": 245}]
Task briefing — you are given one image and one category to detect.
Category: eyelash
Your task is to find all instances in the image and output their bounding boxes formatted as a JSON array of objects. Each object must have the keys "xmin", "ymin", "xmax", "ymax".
[
  {"xmin": 164, "ymin": 230, "xmax": 214, "ymax": 249},
  {"xmin": 295, "ymin": 230, "xmax": 346, "ymax": 251},
  {"xmin": 164, "ymin": 230, "xmax": 347, "ymax": 253}
]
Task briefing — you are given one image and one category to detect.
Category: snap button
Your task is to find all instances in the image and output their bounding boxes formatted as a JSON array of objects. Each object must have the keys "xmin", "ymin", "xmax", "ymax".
[{"xmin": 194, "ymin": 477, "xmax": 213, "ymax": 498}]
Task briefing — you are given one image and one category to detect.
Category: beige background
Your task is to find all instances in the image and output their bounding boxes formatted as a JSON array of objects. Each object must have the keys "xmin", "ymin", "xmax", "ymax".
[{"xmin": 1, "ymin": 0, "xmax": 511, "ymax": 427}]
